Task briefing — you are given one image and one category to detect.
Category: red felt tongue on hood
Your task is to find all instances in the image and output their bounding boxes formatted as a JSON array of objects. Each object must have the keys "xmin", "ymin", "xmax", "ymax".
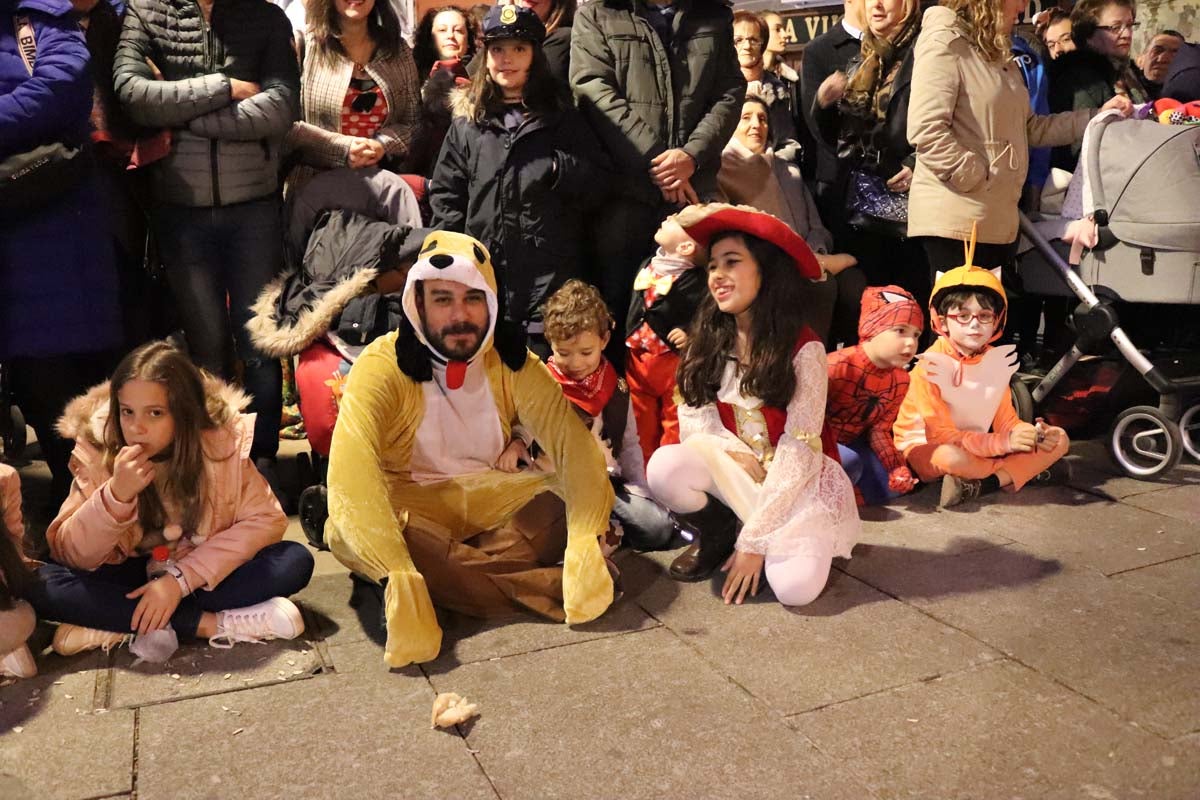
[{"xmin": 445, "ymin": 360, "xmax": 468, "ymax": 390}]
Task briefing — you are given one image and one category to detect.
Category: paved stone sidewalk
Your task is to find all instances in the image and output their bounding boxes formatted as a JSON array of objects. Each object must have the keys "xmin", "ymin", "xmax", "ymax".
[{"xmin": 2, "ymin": 439, "xmax": 1198, "ymax": 799}]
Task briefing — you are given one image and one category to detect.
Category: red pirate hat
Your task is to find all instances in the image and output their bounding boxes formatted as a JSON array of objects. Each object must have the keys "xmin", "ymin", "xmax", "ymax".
[{"xmin": 676, "ymin": 203, "xmax": 822, "ymax": 280}]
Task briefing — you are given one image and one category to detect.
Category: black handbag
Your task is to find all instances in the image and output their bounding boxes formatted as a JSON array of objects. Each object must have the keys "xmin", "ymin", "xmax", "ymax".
[
  {"xmin": 845, "ymin": 168, "xmax": 908, "ymax": 239},
  {"xmin": 0, "ymin": 15, "xmax": 88, "ymax": 212}
]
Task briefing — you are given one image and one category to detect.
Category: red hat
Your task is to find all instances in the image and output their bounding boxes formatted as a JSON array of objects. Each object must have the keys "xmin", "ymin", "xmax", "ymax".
[
  {"xmin": 676, "ymin": 203, "xmax": 822, "ymax": 280},
  {"xmin": 858, "ymin": 285, "xmax": 924, "ymax": 342}
]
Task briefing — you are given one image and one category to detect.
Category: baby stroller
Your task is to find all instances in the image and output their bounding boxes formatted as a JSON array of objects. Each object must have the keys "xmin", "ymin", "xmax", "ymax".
[
  {"xmin": 1013, "ymin": 114, "xmax": 1200, "ymax": 479},
  {"xmin": 249, "ymin": 168, "xmax": 429, "ymax": 546}
]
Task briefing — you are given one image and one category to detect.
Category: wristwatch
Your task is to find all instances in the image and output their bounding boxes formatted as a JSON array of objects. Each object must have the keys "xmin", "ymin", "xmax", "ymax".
[{"xmin": 163, "ymin": 563, "xmax": 191, "ymax": 597}]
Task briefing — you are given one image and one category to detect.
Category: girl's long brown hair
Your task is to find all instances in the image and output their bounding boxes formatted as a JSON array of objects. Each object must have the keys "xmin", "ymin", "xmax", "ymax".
[
  {"xmin": 676, "ymin": 232, "xmax": 810, "ymax": 410},
  {"xmin": 104, "ymin": 342, "xmax": 216, "ymax": 537},
  {"xmin": 467, "ymin": 40, "xmax": 562, "ymax": 123}
]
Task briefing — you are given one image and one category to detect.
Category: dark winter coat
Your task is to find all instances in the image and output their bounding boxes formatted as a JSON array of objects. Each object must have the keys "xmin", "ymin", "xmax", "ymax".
[
  {"xmin": 624, "ymin": 265, "xmax": 705, "ymax": 351},
  {"xmin": 799, "ymin": 23, "xmax": 860, "ymax": 186},
  {"xmin": 1048, "ymin": 48, "xmax": 1138, "ymax": 171},
  {"xmin": 813, "ymin": 46, "xmax": 915, "ymax": 186},
  {"xmin": 569, "ymin": 0, "xmax": 745, "ymax": 204},
  {"xmin": 251, "ymin": 168, "xmax": 430, "ymax": 358},
  {"xmin": 113, "ymin": 0, "xmax": 299, "ymax": 207},
  {"xmin": 429, "ymin": 90, "xmax": 609, "ymax": 327},
  {"xmin": 0, "ymin": 0, "xmax": 121, "ymax": 359},
  {"xmin": 1163, "ymin": 42, "xmax": 1200, "ymax": 102},
  {"xmin": 543, "ymin": 26, "xmax": 571, "ymax": 86}
]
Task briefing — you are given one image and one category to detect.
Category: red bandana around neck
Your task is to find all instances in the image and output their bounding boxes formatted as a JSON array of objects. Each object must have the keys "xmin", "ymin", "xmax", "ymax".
[{"xmin": 547, "ymin": 357, "xmax": 618, "ymax": 418}]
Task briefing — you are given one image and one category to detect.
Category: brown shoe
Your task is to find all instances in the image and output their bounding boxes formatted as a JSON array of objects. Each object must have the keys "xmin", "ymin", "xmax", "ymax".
[{"xmin": 668, "ymin": 496, "xmax": 740, "ymax": 582}]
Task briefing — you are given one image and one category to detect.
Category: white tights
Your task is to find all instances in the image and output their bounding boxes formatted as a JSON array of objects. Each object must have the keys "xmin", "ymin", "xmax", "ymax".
[{"xmin": 647, "ymin": 444, "xmax": 832, "ymax": 607}]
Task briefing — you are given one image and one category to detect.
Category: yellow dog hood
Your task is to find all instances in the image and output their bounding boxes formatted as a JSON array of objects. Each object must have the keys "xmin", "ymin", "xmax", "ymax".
[{"xmin": 401, "ymin": 231, "xmax": 500, "ymax": 386}]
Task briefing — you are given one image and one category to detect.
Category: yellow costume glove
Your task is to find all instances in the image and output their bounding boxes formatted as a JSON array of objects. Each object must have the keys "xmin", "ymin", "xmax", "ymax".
[
  {"xmin": 382, "ymin": 570, "xmax": 443, "ymax": 667},
  {"xmin": 562, "ymin": 534, "xmax": 613, "ymax": 625}
]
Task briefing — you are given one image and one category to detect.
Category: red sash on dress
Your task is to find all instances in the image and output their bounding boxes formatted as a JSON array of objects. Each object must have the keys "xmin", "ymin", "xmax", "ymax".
[{"xmin": 714, "ymin": 326, "xmax": 840, "ymax": 462}]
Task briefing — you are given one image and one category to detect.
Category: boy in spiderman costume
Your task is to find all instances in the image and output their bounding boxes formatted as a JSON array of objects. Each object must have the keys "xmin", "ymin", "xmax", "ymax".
[{"xmin": 826, "ymin": 286, "xmax": 925, "ymax": 506}]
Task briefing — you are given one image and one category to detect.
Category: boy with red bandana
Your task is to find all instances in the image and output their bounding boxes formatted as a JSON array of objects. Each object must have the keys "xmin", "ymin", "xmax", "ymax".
[
  {"xmin": 826, "ymin": 286, "xmax": 924, "ymax": 506},
  {"xmin": 532, "ymin": 281, "xmax": 675, "ymax": 550}
]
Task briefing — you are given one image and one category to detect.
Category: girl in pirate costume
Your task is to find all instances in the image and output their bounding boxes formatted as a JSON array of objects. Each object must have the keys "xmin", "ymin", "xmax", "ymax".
[{"xmin": 646, "ymin": 205, "xmax": 859, "ymax": 607}]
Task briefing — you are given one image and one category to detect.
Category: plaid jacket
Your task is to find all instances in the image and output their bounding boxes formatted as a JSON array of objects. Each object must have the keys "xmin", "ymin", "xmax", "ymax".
[{"xmin": 285, "ymin": 34, "xmax": 420, "ymax": 180}]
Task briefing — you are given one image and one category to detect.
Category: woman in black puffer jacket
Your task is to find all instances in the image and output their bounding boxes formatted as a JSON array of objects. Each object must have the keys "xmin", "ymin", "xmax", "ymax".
[{"xmin": 429, "ymin": 5, "xmax": 608, "ymax": 358}]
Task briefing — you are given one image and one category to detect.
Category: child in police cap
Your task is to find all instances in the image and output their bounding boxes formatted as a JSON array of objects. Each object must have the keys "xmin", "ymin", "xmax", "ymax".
[{"xmin": 428, "ymin": 3, "xmax": 608, "ymax": 357}]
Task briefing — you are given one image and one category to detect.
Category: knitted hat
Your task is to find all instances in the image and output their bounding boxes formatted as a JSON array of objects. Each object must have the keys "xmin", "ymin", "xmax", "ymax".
[
  {"xmin": 675, "ymin": 203, "xmax": 822, "ymax": 280},
  {"xmin": 482, "ymin": 4, "xmax": 545, "ymax": 44},
  {"xmin": 857, "ymin": 285, "xmax": 924, "ymax": 342}
]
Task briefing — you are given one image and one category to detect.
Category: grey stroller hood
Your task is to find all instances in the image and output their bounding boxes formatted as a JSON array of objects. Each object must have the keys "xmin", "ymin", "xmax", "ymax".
[{"xmin": 1087, "ymin": 119, "xmax": 1200, "ymax": 251}]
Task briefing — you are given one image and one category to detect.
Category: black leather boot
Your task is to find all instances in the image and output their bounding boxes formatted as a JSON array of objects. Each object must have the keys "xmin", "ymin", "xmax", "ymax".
[{"xmin": 668, "ymin": 495, "xmax": 741, "ymax": 582}]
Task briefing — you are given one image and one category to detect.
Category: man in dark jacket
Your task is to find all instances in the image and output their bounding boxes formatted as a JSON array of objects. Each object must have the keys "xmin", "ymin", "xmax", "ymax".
[
  {"xmin": 570, "ymin": 0, "xmax": 744, "ymax": 364},
  {"xmin": 799, "ymin": 0, "xmax": 863, "ymax": 225},
  {"xmin": 113, "ymin": 0, "xmax": 299, "ymax": 473},
  {"xmin": 1162, "ymin": 41, "xmax": 1199, "ymax": 102}
]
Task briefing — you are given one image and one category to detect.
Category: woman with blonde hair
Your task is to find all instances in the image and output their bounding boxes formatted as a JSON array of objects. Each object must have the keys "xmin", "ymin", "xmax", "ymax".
[{"xmin": 906, "ymin": 0, "xmax": 1131, "ymax": 277}]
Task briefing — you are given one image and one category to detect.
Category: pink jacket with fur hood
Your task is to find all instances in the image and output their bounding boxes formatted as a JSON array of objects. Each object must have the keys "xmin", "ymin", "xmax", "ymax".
[{"xmin": 47, "ymin": 378, "xmax": 287, "ymax": 592}]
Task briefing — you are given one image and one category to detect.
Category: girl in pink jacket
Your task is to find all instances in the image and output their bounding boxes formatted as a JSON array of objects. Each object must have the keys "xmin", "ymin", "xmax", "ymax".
[{"xmin": 30, "ymin": 341, "xmax": 314, "ymax": 656}]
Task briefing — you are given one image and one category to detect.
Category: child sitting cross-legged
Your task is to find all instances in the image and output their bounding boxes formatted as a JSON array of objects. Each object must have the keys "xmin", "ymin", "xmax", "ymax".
[
  {"xmin": 826, "ymin": 286, "xmax": 924, "ymax": 505},
  {"xmin": 30, "ymin": 341, "xmax": 315, "ymax": 656},
  {"xmin": 520, "ymin": 280, "xmax": 675, "ymax": 551},
  {"xmin": 893, "ymin": 235, "xmax": 1071, "ymax": 508}
]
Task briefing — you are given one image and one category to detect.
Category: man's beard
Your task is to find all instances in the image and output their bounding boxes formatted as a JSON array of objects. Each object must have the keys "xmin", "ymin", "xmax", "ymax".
[{"xmin": 427, "ymin": 321, "xmax": 485, "ymax": 361}]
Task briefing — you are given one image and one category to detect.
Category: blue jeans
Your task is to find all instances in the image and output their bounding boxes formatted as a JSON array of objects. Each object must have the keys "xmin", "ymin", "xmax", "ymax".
[
  {"xmin": 153, "ymin": 196, "xmax": 284, "ymax": 459},
  {"xmin": 611, "ymin": 477, "xmax": 674, "ymax": 551},
  {"xmin": 837, "ymin": 439, "xmax": 901, "ymax": 506},
  {"xmin": 29, "ymin": 542, "xmax": 314, "ymax": 638}
]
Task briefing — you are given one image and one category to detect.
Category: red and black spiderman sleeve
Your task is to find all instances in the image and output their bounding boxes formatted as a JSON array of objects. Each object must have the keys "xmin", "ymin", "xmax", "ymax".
[{"xmin": 866, "ymin": 370, "xmax": 916, "ymax": 492}]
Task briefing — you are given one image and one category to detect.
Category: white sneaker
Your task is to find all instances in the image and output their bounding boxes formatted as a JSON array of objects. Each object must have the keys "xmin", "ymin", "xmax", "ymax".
[
  {"xmin": 0, "ymin": 644, "xmax": 36, "ymax": 678},
  {"xmin": 52, "ymin": 624, "xmax": 133, "ymax": 656},
  {"xmin": 210, "ymin": 597, "xmax": 304, "ymax": 649}
]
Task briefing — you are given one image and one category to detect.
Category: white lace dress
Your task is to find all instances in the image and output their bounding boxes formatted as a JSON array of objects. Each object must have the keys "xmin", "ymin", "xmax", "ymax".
[{"xmin": 677, "ymin": 341, "xmax": 860, "ymax": 560}]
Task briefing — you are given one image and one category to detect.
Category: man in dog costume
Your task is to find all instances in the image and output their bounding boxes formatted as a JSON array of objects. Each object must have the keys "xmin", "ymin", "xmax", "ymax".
[{"xmin": 325, "ymin": 231, "xmax": 615, "ymax": 667}]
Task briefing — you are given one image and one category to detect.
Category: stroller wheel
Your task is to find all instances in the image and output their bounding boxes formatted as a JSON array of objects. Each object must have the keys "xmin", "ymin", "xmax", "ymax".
[
  {"xmin": 1108, "ymin": 405, "xmax": 1183, "ymax": 479},
  {"xmin": 299, "ymin": 484, "xmax": 329, "ymax": 551},
  {"xmin": 1180, "ymin": 404, "xmax": 1200, "ymax": 463},
  {"xmin": 294, "ymin": 451, "xmax": 315, "ymax": 490},
  {"xmin": 1010, "ymin": 377, "xmax": 1035, "ymax": 424}
]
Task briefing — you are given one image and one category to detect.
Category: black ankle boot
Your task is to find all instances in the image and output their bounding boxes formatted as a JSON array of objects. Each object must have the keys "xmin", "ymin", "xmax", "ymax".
[{"xmin": 668, "ymin": 495, "xmax": 740, "ymax": 582}]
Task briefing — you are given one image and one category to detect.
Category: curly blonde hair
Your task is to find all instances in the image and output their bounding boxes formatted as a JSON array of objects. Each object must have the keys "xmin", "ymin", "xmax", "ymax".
[
  {"xmin": 941, "ymin": 0, "xmax": 1012, "ymax": 63},
  {"xmin": 541, "ymin": 280, "xmax": 613, "ymax": 346}
]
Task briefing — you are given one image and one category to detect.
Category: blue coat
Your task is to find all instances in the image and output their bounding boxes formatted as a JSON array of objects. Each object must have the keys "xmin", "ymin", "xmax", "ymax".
[
  {"xmin": 0, "ymin": 0, "xmax": 121, "ymax": 359},
  {"xmin": 1012, "ymin": 35, "xmax": 1051, "ymax": 194}
]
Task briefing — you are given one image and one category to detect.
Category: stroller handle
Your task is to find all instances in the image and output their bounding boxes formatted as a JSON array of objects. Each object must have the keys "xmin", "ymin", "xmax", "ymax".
[{"xmin": 1085, "ymin": 113, "xmax": 1120, "ymax": 227}]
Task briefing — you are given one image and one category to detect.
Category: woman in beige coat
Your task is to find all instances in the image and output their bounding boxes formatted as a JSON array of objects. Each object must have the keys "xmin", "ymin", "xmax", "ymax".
[{"xmin": 906, "ymin": 0, "xmax": 1130, "ymax": 275}]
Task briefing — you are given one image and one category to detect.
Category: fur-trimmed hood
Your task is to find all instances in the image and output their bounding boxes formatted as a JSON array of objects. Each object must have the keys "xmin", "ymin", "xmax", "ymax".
[
  {"xmin": 449, "ymin": 85, "xmax": 474, "ymax": 120},
  {"xmin": 247, "ymin": 211, "xmax": 433, "ymax": 359},
  {"xmin": 56, "ymin": 375, "xmax": 252, "ymax": 451}
]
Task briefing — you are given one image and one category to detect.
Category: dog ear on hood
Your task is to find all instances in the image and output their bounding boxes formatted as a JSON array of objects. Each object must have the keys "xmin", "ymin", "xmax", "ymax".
[
  {"xmin": 493, "ymin": 318, "xmax": 530, "ymax": 372},
  {"xmin": 395, "ymin": 315, "xmax": 435, "ymax": 382}
]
